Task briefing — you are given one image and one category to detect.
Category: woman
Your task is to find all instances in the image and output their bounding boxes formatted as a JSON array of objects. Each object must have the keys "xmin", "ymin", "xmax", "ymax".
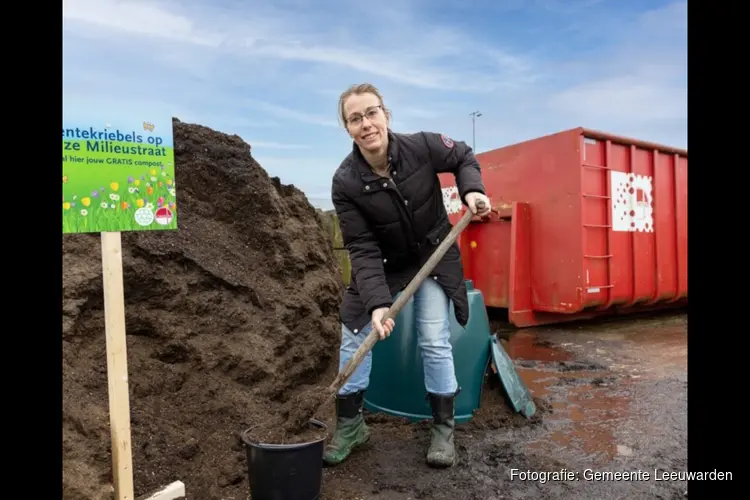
[{"xmin": 326, "ymin": 83, "xmax": 491, "ymax": 468}]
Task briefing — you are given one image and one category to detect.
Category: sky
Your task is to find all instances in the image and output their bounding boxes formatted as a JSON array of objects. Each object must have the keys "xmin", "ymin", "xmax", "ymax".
[{"xmin": 62, "ymin": 0, "xmax": 687, "ymax": 210}]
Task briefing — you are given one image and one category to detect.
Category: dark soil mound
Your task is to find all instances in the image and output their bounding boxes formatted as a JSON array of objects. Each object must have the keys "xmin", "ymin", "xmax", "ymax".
[{"xmin": 62, "ymin": 118, "xmax": 345, "ymax": 500}]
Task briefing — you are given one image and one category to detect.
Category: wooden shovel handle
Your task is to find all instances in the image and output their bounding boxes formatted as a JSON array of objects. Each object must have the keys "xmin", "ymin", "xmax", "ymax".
[{"xmin": 326, "ymin": 199, "xmax": 486, "ymax": 396}]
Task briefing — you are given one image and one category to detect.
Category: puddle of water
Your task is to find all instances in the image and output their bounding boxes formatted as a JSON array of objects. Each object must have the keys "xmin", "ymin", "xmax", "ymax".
[
  {"xmin": 581, "ymin": 326, "xmax": 686, "ymax": 346},
  {"xmin": 499, "ymin": 319, "xmax": 687, "ymax": 467},
  {"xmin": 502, "ymin": 332, "xmax": 573, "ymax": 362},
  {"xmin": 502, "ymin": 330, "xmax": 633, "ymax": 467},
  {"xmin": 520, "ymin": 366, "xmax": 633, "ymax": 466}
]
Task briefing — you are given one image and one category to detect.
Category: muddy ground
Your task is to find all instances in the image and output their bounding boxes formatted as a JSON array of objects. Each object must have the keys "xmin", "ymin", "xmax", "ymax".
[{"xmin": 318, "ymin": 310, "xmax": 688, "ymax": 500}]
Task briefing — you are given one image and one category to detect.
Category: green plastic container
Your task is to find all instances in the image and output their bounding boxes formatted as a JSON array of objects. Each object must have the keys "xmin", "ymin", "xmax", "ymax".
[{"xmin": 363, "ymin": 280, "xmax": 491, "ymax": 423}]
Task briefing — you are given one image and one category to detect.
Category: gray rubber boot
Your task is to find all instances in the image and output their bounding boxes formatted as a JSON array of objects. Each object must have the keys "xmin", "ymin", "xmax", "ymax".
[
  {"xmin": 426, "ymin": 392, "xmax": 458, "ymax": 468},
  {"xmin": 323, "ymin": 390, "xmax": 370, "ymax": 466}
]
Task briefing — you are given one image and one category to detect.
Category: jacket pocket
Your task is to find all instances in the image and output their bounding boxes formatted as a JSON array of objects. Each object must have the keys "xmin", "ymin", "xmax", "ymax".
[{"xmin": 424, "ymin": 218, "xmax": 452, "ymax": 246}]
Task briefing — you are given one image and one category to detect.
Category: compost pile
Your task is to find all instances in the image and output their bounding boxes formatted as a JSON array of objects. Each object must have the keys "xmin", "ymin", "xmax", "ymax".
[{"xmin": 62, "ymin": 118, "xmax": 345, "ymax": 500}]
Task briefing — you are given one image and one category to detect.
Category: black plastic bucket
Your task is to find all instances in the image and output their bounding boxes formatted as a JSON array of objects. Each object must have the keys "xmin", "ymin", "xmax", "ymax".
[{"xmin": 241, "ymin": 419, "xmax": 328, "ymax": 500}]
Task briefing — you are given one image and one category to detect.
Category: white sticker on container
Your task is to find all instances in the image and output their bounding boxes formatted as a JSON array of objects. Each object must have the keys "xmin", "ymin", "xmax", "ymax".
[
  {"xmin": 441, "ymin": 186, "xmax": 462, "ymax": 215},
  {"xmin": 610, "ymin": 171, "xmax": 654, "ymax": 232},
  {"xmin": 587, "ymin": 287, "xmax": 601, "ymax": 294}
]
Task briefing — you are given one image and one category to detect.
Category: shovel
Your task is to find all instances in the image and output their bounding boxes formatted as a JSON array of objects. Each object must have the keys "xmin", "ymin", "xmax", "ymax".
[{"xmin": 325, "ymin": 199, "xmax": 487, "ymax": 397}]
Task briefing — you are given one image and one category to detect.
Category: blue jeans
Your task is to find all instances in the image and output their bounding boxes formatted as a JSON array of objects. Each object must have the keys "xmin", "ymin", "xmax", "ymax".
[{"xmin": 337, "ymin": 277, "xmax": 458, "ymax": 397}]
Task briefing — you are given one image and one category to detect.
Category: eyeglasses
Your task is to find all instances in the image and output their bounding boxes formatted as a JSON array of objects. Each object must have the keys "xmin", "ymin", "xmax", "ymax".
[{"xmin": 346, "ymin": 105, "xmax": 383, "ymax": 127}]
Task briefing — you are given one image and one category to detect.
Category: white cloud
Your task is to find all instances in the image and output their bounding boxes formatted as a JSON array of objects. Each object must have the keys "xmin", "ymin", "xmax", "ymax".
[
  {"xmin": 242, "ymin": 100, "xmax": 339, "ymax": 128},
  {"xmin": 63, "ymin": 0, "xmax": 539, "ymax": 93},
  {"xmin": 550, "ymin": 76, "xmax": 687, "ymax": 124},
  {"xmin": 63, "ymin": 0, "xmax": 222, "ymax": 46}
]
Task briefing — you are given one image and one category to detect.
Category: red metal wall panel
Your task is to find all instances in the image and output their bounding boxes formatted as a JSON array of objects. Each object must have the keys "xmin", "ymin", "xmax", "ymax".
[
  {"xmin": 580, "ymin": 130, "xmax": 688, "ymax": 309},
  {"xmin": 458, "ymin": 221, "xmax": 513, "ymax": 308},
  {"xmin": 439, "ymin": 127, "xmax": 687, "ymax": 326}
]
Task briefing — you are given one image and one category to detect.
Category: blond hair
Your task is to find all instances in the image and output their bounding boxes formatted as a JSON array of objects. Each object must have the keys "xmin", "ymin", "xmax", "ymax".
[{"xmin": 337, "ymin": 83, "xmax": 390, "ymax": 127}]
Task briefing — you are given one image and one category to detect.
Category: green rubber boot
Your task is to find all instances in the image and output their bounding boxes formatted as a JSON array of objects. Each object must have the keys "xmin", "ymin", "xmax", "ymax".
[
  {"xmin": 323, "ymin": 390, "xmax": 370, "ymax": 466},
  {"xmin": 426, "ymin": 392, "xmax": 458, "ymax": 468}
]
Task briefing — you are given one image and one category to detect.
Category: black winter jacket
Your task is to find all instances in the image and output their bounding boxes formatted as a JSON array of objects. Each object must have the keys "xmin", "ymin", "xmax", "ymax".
[{"xmin": 331, "ymin": 130, "xmax": 487, "ymax": 334}]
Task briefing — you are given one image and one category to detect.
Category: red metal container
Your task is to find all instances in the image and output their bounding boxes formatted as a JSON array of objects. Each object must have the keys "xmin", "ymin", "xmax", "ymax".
[{"xmin": 439, "ymin": 127, "xmax": 687, "ymax": 327}]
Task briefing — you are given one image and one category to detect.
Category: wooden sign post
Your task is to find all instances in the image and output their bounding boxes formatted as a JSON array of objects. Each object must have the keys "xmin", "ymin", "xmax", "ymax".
[
  {"xmin": 63, "ymin": 116, "xmax": 179, "ymax": 499},
  {"xmin": 101, "ymin": 230, "xmax": 135, "ymax": 498}
]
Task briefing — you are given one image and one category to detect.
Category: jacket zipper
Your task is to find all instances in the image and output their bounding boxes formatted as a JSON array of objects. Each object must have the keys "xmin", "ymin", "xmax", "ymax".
[{"xmin": 382, "ymin": 162, "xmax": 420, "ymax": 255}]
